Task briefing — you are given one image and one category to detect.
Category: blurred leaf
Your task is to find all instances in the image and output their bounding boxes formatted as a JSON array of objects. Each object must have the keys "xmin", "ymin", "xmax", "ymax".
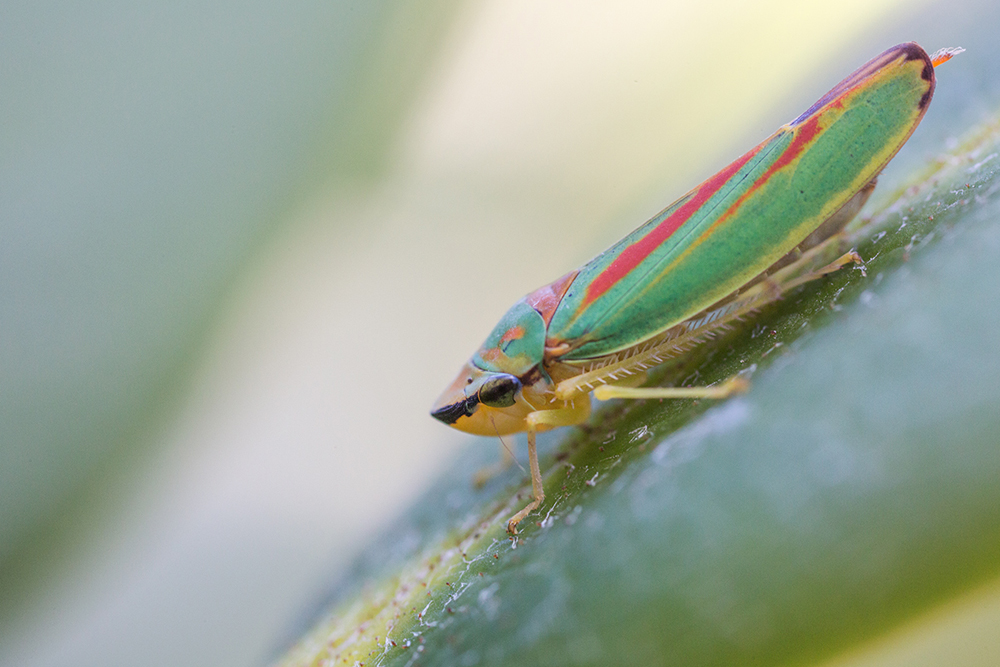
[{"xmin": 0, "ymin": 0, "xmax": 463, "ymax": 608}]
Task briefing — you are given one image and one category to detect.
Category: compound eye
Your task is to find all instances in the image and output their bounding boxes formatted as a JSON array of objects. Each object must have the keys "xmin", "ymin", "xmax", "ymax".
[{"xmin": 477, "ymin": 374, "xmax": 521, "ymax": 408}]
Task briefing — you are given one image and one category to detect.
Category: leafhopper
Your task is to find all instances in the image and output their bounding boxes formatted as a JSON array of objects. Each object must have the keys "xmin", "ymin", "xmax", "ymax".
[{"xmin": 432, "ymin": 43, "xmax": 962, "ymax": 533}]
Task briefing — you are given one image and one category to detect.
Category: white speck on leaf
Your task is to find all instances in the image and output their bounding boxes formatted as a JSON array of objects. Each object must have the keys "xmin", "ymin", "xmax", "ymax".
[{"xmin": 628, "ymin": 425, "xmax": 650, "ymax": 443}]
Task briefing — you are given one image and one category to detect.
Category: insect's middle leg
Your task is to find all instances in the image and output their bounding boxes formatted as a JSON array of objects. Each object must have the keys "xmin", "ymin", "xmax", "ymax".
[
  {"xmin": 563, "ymin": 232, "xmax": 864, "ymax": 405},
  {"xmin": 592, "ymin": 376, "xmax": 749, "ymax": 401}
]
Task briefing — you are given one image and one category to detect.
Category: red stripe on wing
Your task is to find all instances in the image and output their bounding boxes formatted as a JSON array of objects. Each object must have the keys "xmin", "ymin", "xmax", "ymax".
[
  {"xmin": 705, "ymin": 114, "xmax": 823, "ymax": 233},
  {"xmin": 581, "ymin": 146, "xmax": 761, "ymax": 307}
]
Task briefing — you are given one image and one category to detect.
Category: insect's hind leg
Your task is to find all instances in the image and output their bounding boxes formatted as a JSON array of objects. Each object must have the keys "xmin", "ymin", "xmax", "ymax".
[
  {"xmin": 763, "ymin": 236, "xmax": 865, "ymax": 294},
  {"xmin": 570, "ymin": 232, "xmax": 864, "ymax": 404},
  {"xmin": 799, "ymin": 177, "xmax": 877, "ymax": 252},
  {"xmin": 767, "ymin": 176, "xmax": 876, "ymax": 275}
]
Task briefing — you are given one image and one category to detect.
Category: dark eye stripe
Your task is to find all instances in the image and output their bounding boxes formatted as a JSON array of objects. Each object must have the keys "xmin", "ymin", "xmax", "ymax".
[{"xmin": 430, "ymin": 395, "xmax": 479, "ymax": 425}]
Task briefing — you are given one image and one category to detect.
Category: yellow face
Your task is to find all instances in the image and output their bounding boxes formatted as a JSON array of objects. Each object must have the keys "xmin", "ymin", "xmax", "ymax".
[
  {"xmin": 430, "ymin": 362, "xmax": 537, "ymax": 436},
  {"xmin": 432, "ymin": 296, "xmax": 559, "ymax": 436}
]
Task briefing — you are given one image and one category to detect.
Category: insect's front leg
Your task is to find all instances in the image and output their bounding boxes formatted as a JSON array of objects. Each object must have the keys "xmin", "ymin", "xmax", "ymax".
[{"xmin": 505, "ymin": 400, "xmax": 590, "ymax": 534}]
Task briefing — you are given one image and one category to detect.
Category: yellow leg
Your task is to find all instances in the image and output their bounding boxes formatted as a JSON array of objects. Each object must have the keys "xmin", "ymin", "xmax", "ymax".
[
  {"xmin": 567, "ymin": 242, "xmax": 863, "ymax": 404},
  {"xmin": 505, "ymin": 400, "xmax": 590, "ymax": 534},
  {"xmin": 506, "ymin": 430, "xmax": 543, "ymax": 534},
  {"xmin": 592, "ymin": 375, "xmax": 749, "ymax": 401},
  {"xmin": 817, "ymin": 250, "xmax": 865, "ymax": 277}
]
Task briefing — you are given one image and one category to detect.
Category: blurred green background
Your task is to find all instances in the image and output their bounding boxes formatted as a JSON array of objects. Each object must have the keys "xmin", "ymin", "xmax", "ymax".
[{"xmin": 2, "ymin": 1, "xmax": 999, "ymax": 666}]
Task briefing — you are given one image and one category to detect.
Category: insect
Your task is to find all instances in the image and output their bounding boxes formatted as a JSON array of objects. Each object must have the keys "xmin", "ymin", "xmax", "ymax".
[{"xmin": 431, "ymin": 43, "xmax": 962, "ymax": 534}]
